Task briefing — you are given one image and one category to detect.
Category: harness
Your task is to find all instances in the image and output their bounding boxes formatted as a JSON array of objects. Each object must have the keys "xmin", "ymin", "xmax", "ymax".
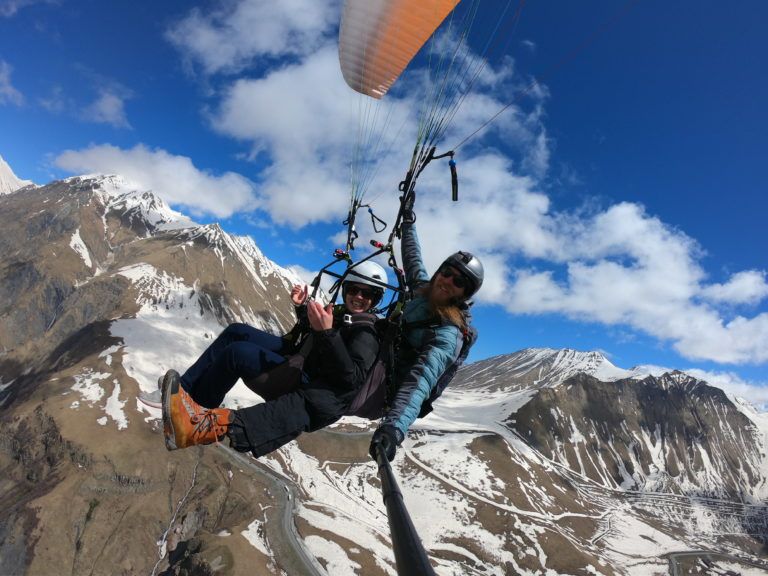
[
  {"xmin": 243, "ymin": 309, "xmax": 377, "ymax": 401},
  {"xmin": 346, "ymin": 308, "xmax": 478, "ymax": 420}
]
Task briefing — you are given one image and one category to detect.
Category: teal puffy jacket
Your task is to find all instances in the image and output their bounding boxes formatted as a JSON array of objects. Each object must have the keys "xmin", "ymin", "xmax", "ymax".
[{"xmin": 381, "ymin": 220, "xmax": 471, "ymax": 439}]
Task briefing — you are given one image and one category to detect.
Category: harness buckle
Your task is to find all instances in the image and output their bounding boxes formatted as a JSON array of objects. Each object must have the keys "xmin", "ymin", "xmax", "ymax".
[{"xmin": 343, "ymin": 314, "xmax": 353, "ymax": 324}]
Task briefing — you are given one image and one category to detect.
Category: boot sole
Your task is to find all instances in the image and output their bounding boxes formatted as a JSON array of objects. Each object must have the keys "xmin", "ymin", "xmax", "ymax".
[
  {"xmin": 138, "ymin": 389, "xmax": 162, "ymax": 409},
  {"xmin": 161, "ymin": 370, "xmax": 180, "ymax": 451}
]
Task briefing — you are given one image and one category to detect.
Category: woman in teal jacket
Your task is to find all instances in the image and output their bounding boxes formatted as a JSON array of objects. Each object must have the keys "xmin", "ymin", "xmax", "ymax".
[{"xmin": 369, "ymin": 205, "xmax": 484, "ymax": 462}]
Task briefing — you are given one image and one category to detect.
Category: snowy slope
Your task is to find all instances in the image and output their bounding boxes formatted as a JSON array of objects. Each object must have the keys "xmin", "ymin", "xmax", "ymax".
[
  {"xmin": 251, "ymin": 349, "xmax": 768, "ymax": 575},
  {"xmin": 0, "ymin": 154, "xmax": 34, "ymax": 194},
  {"xmin": 448, "ymin": 349, "xmax": 768, "ymax": 502},
  {"xmin": 109, "ymin": 262, "xmax": 277, "ymax": 418}
]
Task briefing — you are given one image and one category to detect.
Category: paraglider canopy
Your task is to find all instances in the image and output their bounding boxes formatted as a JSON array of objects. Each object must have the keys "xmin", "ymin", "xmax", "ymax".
[{"xmin": 339, "ymin": 0, "xmax": 461, "ymax": 99}]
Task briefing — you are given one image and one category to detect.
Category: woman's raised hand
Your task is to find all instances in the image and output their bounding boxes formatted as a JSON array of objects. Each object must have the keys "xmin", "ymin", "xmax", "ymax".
[
  {"xmin": 291, "ymin": 284, "xmax": 309, "ymax": 306},
  {"xmin": 307, "ymin": 300, "xmax": 334, "ymax": 331}
]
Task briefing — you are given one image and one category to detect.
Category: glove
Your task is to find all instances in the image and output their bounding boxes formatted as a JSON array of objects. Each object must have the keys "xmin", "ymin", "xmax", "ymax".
[
  {"xmin": 402, "ymin": 192, "xmax": 416, "ymax": 224},
  {"xmin": 369, "ymin": 425, "xmax": 403, "ymax": 462}
]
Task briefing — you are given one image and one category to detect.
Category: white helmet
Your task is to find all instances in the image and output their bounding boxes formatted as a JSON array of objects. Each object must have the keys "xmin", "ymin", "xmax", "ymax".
[{"xmin": 342, "ymin": 261, "xmax": 388, "ymax": 305}]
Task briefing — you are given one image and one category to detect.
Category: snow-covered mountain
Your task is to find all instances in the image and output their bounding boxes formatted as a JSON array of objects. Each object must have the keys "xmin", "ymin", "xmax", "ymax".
[
  {"xmin": 1, "ymin": 165, "xmax": 766, "ymax": 576},
  {"xmin": 0, "ymin": 153, "xmax": 34, "ymax": 195},
  {"xmin": 448, "ymin": 350, "xmax": 768, "ymax": 501}
]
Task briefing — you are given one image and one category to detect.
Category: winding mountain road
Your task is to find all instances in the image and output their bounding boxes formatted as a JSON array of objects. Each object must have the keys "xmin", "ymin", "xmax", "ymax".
[
  {"xmin": 667, "ymin": 551, "xmax": 768, "ymax": 575},
  {"xmin": 219, "ymin": 445, "xmax": 324, "ymax": 576}
]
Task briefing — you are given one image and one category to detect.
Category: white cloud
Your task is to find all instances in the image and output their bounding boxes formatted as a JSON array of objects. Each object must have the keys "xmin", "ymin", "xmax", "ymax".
[
  {"xmin": 210, "ymin": 45, "xmax": 405, "ymax": 227},
  {"xmin": 37, "ymin": 68, "xmax": 134, "ymax": 127},
  {"xmin": 81, "ymin": 88, "xmax": 132, "ymax": 128},
  {"xmin": 0, "ymin": 60, "xmax": 24, "ymax": 105},
  {"xmin": 166, "ymin": 0, "xmax": 340, "ymax": 75},
  {"xmin": 0, "ymin": 0, "xmax": 55, "ymax": 17},
  {"xmin": 700, "ymin": 270, "xmax": 768, "ymax": 305},
  {"xmin": 208, "ymin": 38, "xmax": 548, "ymax": 230},
  {"xmin": 383, "ymin": 168, "xmax": 768, "ymax": 365},
  {"xmin": 489, "ymin": 201, "xmax": 768, "ymax": 364},
  {"xmin": 686, "ymin": 368, "xmax": 768, "ymax": 412},
  {"xmin": 54, "ymin": 144, "xmax": 257, "ymax": 219}
]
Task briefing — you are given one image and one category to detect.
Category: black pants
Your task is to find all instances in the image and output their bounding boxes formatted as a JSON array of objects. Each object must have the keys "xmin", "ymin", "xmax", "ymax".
[{"xmin": 229, "ymin": 381, "xmax": 358, "ymax": 458}]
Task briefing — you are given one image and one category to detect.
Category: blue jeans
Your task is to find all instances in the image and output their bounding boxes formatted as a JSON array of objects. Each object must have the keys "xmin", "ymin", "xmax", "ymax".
[
  {"xmin": 183, "ymin": 323, "xmax": 355, "ymax": 459},
  {"xmin": 181, "ymin": 323, "xmax": 289, "ymax": 408}
]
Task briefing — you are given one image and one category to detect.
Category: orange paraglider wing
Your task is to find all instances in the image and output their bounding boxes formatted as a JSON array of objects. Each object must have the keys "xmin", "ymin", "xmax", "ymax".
[{"xmin": 339, "ymin": 0, "xmax": 461, "ymax": 99}]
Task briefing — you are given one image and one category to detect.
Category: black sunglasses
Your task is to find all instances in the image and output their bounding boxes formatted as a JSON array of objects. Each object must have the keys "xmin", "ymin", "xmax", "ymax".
[
  {"xmin": 438, "ymin": 266, "xmax": 470, "ymax": 289},
  {"xmin": 346, "ymin": 285, "xmax": 379, "ymax": 300}
]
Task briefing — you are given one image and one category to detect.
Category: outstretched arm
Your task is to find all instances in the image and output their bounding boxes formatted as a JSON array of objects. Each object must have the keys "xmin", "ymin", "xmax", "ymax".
[{"xmin": 400, "ymin": 220, "xmax": 430, "ymax": 288}]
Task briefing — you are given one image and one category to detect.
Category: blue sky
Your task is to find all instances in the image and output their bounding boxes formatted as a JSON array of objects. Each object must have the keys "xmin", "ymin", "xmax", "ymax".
[{"xmin": 1, "ymin": 0, "xmax": 767, "ymax": 406}]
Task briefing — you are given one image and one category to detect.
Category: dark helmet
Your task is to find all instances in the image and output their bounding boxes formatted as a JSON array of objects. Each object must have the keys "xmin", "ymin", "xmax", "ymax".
[{"xmin": 440, "ymin": 251, "xmax": 484, "ymax": 298}]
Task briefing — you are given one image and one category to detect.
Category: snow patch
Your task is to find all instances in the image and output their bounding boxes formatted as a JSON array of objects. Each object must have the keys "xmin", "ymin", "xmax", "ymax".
[
  {"xmin": 69, "ymin": 228, "xmax": 93, "ymax": 268},
  {"xmin": 110, "ymin": 264, "xmax": 267, "ymax": 413},
  {"xmin": 104, "ymin": 379, "xmax": 128, "ymax": 429},
  {"xmin": 304, "ymin": 535, "xmax": 362, "ymax": 576},
  {"xmin": 241, "ymin": 519, "xmax": 270, "ymax": 557},
  {"xmin": 71, "ymin": 370, "xmax": 109, "ymax": 403},
  {"xmin": 0, "ymin": 154, "xmax": 34, "ymax": 195},
  {"xmin": 99, "ymin": 345, "xmax": 122, "ymax": 367}
]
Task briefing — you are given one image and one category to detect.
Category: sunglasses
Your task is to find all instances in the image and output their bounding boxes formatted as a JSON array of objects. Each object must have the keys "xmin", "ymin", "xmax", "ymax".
[
  {"xmin": 346, "ymin": 285, "xmax": 379, "ymax": 300},
  {"xmin": 438, "ymin": 266, "xmax": 470, "ymax": 290}
]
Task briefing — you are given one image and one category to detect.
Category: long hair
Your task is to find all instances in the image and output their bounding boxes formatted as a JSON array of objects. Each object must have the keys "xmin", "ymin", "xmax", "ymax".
[{"xmin": 418, "ymin": 283, "xmax": 468, "ymax": 332}]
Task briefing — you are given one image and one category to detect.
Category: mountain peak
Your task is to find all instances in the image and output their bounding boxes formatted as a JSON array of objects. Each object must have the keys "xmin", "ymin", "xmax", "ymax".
[
  {"xmin": 0, "ymin": 154, "xmax": 34, "ymax": 195},
  {"xmin": 62, "ymin": 173, "xmax": 197, "ymax": 233}
]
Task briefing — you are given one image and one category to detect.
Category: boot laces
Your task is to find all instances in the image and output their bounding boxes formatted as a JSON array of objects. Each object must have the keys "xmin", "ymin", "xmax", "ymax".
[{"xmin": 191, "ymin": 410, "xmax": 228, "ymax": 445}]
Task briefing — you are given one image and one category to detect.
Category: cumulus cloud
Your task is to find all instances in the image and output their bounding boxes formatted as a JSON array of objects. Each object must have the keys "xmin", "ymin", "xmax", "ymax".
[
  {"xmin": 400, "ymin": 171, "xmax": 768, "ymax": 364},
  {"xmin": 686, "ymin": 368, "xmax": 768, "ymax": 412},
  {"xmin": 210, "ymin": 45, "xmax": 406, "ymax": 227},
  {"xmin": 166, "ymin": 0, "xmax": 340, "ymax": 75},
  {"xmin": 207, "ymin": 37, "xmax": 548, "ymax": 228},
  {"xmin": 700, "ymin": 270, "xmax": 768, "ymax": 306},
  {"xmin": 54, "ymin": 144, "xmax": 257, "ymax": 219},
  {"xmin": 166, "ymin": 2, "xmax": 768, "ymax": 367},
  {"xmin": 0, "ymin": 60, "xmax": 24, "ymax": 105},
  {"xmin": 81, "ymin": 88, "xmax": 132, "ymax": 128},
  {"xmin": 492, "ymin": 202, "xmax": 768, "ymax": 364}
]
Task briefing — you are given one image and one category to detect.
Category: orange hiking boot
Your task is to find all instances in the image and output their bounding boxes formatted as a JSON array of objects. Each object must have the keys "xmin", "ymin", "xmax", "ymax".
[{"xmin": 161, "ymin": 370, "xmax": 233, "ymax": 451}]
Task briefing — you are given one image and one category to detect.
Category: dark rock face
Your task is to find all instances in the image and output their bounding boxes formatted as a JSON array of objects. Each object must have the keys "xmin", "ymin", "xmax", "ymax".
[
  {"xmin": 0, "ymin": 406, "xmax": 91, "ymax": 574},
  {"xmin": 0, "ymin": 181, "xmax": 111, "ymax": 351},
  {"xmin": 511, "ymin": 372, "xmax": 764, "ymax": 501}
]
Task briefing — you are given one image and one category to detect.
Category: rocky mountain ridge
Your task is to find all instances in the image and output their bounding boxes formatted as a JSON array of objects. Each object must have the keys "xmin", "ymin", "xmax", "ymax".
[
  {"xmin": 0, "ymin": 166, "xmax": 766, "ymax": 575},
  {"xmin": 451, "ymin": 350, "xmax": 768, "ymax": 503}
]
